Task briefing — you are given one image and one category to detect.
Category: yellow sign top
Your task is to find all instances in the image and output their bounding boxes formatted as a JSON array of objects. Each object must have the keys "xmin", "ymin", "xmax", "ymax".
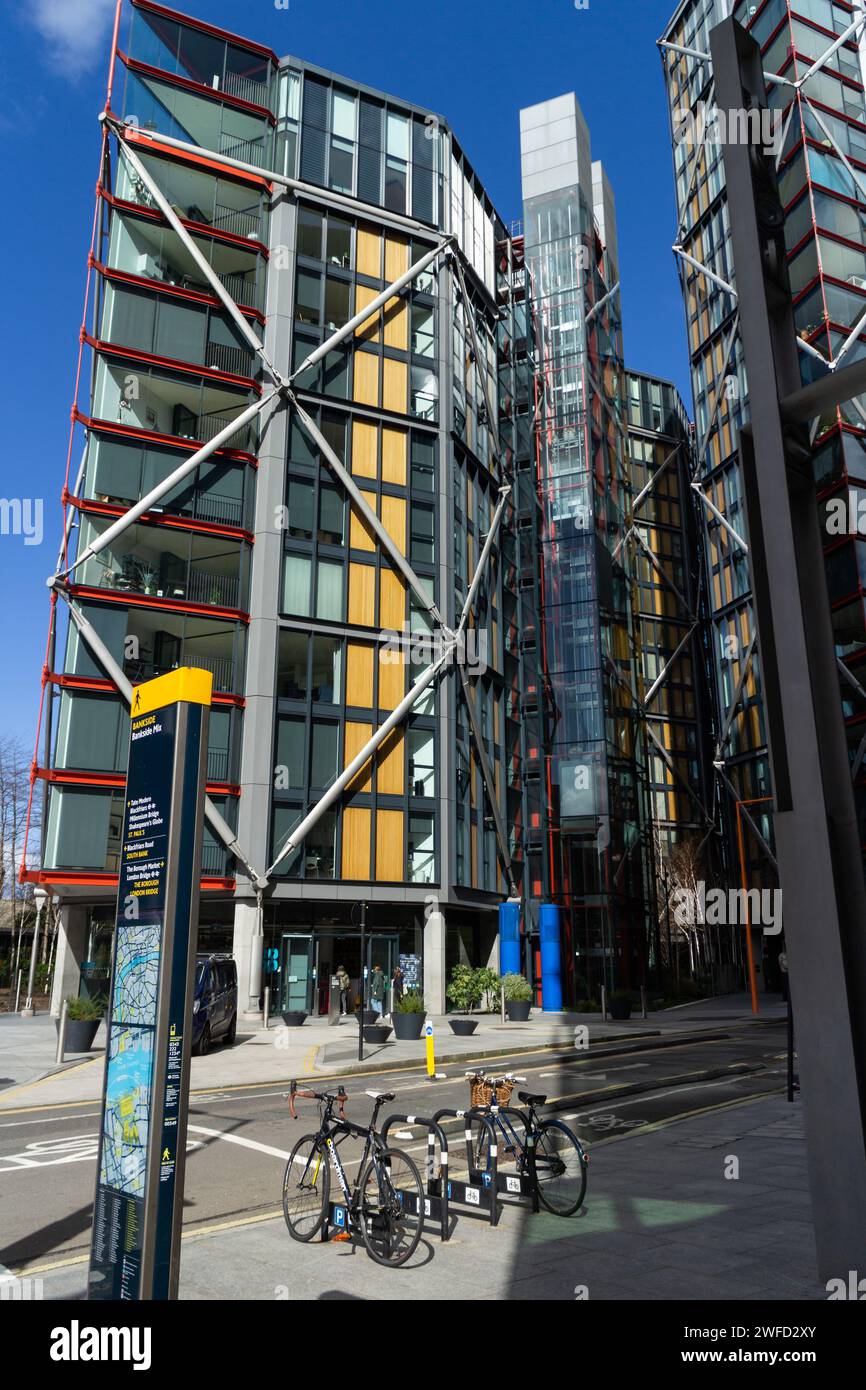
[{"xmin": 131, "ymin": 667, "xmax": 213, "ymax": 717}]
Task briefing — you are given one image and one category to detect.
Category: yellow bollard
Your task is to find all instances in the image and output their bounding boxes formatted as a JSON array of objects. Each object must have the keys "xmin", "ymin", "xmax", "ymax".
[{"xmin": 425, "ymin": 1019, "xmax": 435, "ymax": 1078}]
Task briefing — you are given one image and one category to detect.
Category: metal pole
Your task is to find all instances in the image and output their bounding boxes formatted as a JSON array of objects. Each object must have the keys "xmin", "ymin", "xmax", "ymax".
[
  {"xmin": 22, "ymin": 888, "xmax": 48, "ymax": 1016},
  {"xmin": 600, "ymin": 985, "xmax": 607, "ymax": 1022},
  {"xmin": 263, "ymin": 987, "xmax": 270, "ymax": 1033},
  {"xmin": 787, "ymin": 996, "xmax": 796, "ymax": 1104},
  {"xmin": 500, "ymin": 983, "xmax": 506, "ymax": 1024},
  {"xmin": 14, "ymin": 969, "xmax": 22, "ymax": 1014},
  {"xmin": 55, "ymin": 999, "xmax": 68, "ymax": 1065},
  {"xmin": 735, "ymin": 800, "xmax": 760, "ymax": 1015},
  {"xmin": 358, "ymin": 902, "xmax": 366, "ymax": 1063}
]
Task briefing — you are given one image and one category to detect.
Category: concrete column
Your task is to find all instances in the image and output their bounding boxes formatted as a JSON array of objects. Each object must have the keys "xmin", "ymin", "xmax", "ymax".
[
  {"xmin": 233, "ymin": 898, "xmax": 264, "ymax": 1018},
  {"xmin": 49, "ymin": 903, "xmax": 87, "ymax": 1017},
  {"xmin": 423, "ymin": 908, "xmax": 446, "ymax": 1014}
]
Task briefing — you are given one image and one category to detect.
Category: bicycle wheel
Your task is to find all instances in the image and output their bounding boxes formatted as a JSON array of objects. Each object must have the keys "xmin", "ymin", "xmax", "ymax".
[
  {"xmin": 469, "ymin": 1112, "xmax": 527, "ymax": 1176},
  {"xmin": 283, "ymin": 1134, "xmax": 329, "ymax": 1241},
  {"xmin": 358, "ymin": 1147, "xmax": 424, "ymax": 1267},
  {"xmin": 533, "ymin": 1119, "xmax": 587, "ymax": 1216}
]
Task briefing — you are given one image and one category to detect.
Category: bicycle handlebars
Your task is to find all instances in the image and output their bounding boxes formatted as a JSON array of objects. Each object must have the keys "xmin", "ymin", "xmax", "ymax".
[{"xmin": 288, "ymin": 1079, "xmax": 347, "ymax": 1121}]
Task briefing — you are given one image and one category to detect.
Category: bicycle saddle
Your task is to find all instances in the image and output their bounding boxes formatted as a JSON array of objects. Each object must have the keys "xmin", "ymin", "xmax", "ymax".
[
  {"xmin": 365, "ymin": 1090, "xmax": 396, "ymax": 1103},
  {"xmin": 518, "ymin": 1090, "xmax": 546, "ymax": 1106}
]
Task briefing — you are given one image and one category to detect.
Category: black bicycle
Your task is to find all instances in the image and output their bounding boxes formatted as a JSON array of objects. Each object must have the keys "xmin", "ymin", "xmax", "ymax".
[
  {"xmin": 466, "ymin": 1071, "xmax": 589, "ymax": 1216},
  {"xmin": 283, "ymin": 1082, "xmax": 424, "ymax": 1267}
]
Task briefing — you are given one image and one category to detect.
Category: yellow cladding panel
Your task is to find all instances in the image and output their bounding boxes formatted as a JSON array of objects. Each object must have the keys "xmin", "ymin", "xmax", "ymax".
[
  {"xmin": 354, "ymin": 350, "xmax": 379, "ymax": 407},
  {"xmin": 378, "ymin": 647, "xmax": 405, "ymax": 710},
  {"xmin": 383, "ymin": 298, "xmax": 408, "ymax": 350},
  {"xmin": 382, "ymin": 358, "xmax": 407, "ymax": 413},
  {"xmin": 346, "ymin": 640, "xmax": 374, "ymax": 708},
  {"xmin": 376, "ymin": 809, "xmax": 404, "ymax": 881},
  {"xmin": 379, "ymin": 568, "xmax": 406, "ymax": 630},
  {"xmin": 381, "ymin": 427, "xmax": 407, "ymax": 485},
  {"xmin": 342, "ymin": 805, "xmax": 371, "ymax": 880},
  {"xmin": 352, "ymin": 419, "xmax": 378, "ymax": 478},
  {"xmin": 377, "ymin": 729, "xmax": 404, "ymax": 795},
  {"xmin": 350, "ymin": 491, "xmax": 377, "ymax": 552},
  {"xmin": 354, "ymin": 283, "xmax": 381, "ymax": 344},
  {"xmin": 357, "ymin": 226, "xmax": 382, "ymax": 279},
  {"xmin": 384, "ymin": 235, "xmax": 409, "ymax": 281},
  {"xmin": 344, "ymin": 722, "xmax": 373, "ymax": 794},
  {"xmin": 348, "ymin": 562, "xmax": 377, "ymax": 626},
  {"xmin": 132, "ymin": 666, "xmax": 212, "ymax": 716},
  {"xmin": 380, "ymin": 494, "xmax": 407, "ymax": 552}
]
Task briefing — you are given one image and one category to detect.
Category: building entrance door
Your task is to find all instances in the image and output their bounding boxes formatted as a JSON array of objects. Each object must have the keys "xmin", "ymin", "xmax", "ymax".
[
  {"xmin": 366, "ymin": 933, "xmax": 400, "ymax": 1014},
  {"xmin": 279, "ymin": 934, "xmax": 313, "ymax": 1014}
]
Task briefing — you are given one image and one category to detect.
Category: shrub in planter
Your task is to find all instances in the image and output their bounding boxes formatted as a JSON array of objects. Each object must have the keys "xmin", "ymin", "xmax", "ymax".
[
  {"xmin": 502, "ymin": 973, "xmax": 532, "ymax": 1022},
  {"xmin": 392, "ymin": 988, "xmax": 426, "ymax": 1040},
  {"xmin": 608, "ymin": 990, "xmax": 633, "ymax": 1021},
  {"xmin": 446, "ymin": 964, "xmax": 484, "ymax": 1035},
  {"xmin": 58, "ymin": 995, "xmax": 103, "ymax": 1052},
  {"xmin": 474, "ymin": 967, "xmax": 501, "ymax": 1013}
]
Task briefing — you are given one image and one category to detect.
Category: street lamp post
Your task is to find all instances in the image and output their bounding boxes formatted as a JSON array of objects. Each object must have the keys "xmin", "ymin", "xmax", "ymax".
[{"xmin": 21, "ymin": 886, "xmax": 49, "ymax": 1017}]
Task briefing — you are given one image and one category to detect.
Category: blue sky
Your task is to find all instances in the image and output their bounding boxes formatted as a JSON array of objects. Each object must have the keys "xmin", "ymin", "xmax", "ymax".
[{"xmin": 0, "ymin": 0, "xmax": 687, "ymax": 749}]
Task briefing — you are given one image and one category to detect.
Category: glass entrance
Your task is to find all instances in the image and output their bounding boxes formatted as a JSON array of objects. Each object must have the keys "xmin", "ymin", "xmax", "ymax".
[
  {"xmin": 280, "ymin": 933, "xmax": 313, "ymax": 1013},
  {"xmin": 366, "ymin": 934, "xmax": 400, "ymax": 1014}
]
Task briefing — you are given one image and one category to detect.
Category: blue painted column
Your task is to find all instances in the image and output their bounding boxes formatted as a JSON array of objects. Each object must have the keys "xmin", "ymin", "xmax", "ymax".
[
  {"xmin": 540, "ymin": 903, "xmax": 563, "ymax": 1012},
  {"xmin": 498, "ymin": 901, "xmax": 521, "ymax": 977}
]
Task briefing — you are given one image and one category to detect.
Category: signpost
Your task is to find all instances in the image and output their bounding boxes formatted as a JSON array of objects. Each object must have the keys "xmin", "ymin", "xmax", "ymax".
[{"xmin": 88, "ymin": 668, "xmax": 211, "ymax": 1301}]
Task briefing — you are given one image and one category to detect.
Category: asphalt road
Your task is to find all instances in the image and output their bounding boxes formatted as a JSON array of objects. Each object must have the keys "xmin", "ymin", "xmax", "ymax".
[{"xmin": 0, "ymin": 1022, "xmax": 790, "ymax": 1280}]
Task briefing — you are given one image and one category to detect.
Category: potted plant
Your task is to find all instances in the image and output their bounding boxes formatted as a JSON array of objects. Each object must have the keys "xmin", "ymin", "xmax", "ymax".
[
  {"xmin": 391, "ymin": 988, "xmax": 426, "ymax": 1040},
  {"xmin": 608, "ymin": 990, "xmax": 633, "ymax": 1021},
  {"xmin": 363, "ymin": 1021, "xmax": 393, "ymax": 1043},
  {"xmin": 475, "ymin": 967, "xmax": 502, "ymax": 1013},
  {"xmin": 281, "ymin": 1009, "xmax": 307, "ymax": 1027},
  {"xmin": 446, "ymin": 964, "xmax": 481, "ymax": 1035},
  {"xmin": 58, "ymin": 995, "xmax": 104, "ymax": 1053},
  {"xmin": 502, "ymin": 973, "xmax": 533, "ymax": 1022}
]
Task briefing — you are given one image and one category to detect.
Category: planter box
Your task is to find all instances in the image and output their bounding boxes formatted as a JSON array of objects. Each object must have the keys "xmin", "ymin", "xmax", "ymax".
[
  {"xmin": 505, "ymin": 1000, "xmax": 531, "ymax": 1023},
  {"xmin": 449, "ymin": 1018, "xmax": 478, "ymax": 1036},
  {"xmin": 363, "ymin": 1024, "xmax": 392, "ymax": 1043},
  {"xmin": 57, "ymin": 1018, "xmax": 100, "ymax": 1053},
  {"xmin": 281, "ymin": 1011, "xmax": 308, "ymax": 1028},
  {"xmin": 608, "ymin": 999, "xmax": 632, "ymax": 1021},
  {"xmin": 362, "ymin": 1009, "xmax": 378, "ymax": 1025},
  {"xmin": 392, "ymin": 1011, "xmax": 426, "ymax": 1041}
]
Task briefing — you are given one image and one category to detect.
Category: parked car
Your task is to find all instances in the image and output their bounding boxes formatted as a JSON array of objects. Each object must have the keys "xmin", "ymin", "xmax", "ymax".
[{"xmin": 192, "ymin": 953, "xmax": 238, "ymax": 1055}]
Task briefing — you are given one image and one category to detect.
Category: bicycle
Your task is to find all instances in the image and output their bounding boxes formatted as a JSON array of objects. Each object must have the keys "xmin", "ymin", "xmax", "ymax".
[
  {"xmin": 465, "ymin": 1071, "xmax": 589, "ymax": 1216},
  {"xmin": 283, "ymin": 1081, "xmax": 425, "ymax": 1267}
]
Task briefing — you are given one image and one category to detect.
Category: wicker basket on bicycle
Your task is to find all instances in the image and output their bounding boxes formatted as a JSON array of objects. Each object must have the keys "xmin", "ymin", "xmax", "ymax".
[{"xmin": 469, "ymin": 1075, "xmax": 515, "ymax": 1108}]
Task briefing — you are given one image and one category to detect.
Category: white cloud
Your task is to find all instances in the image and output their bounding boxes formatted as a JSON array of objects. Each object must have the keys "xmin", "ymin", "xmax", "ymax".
[{"xmin": 26, "ymin": 0, "xmax": 118, "ymax": 77}]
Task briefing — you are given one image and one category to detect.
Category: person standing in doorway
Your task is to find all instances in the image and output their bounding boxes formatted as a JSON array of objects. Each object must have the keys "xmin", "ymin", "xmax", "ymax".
[
  {"xmin": 336, "ymin": 963, "xmax": 350, "ymax": 1016},
  {"xmin": 391, "ymin": 965, "xmax": 404, "ymax": 1014},
  {"xmin": 370, "ymin": 964, "xmax": 385, "ymax": 1018}
]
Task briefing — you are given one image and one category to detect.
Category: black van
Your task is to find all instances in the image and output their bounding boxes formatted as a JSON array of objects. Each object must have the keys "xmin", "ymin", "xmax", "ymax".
[{"xmin": 192, "ymin": 953, "xmax": 238, "ymax": 1055}]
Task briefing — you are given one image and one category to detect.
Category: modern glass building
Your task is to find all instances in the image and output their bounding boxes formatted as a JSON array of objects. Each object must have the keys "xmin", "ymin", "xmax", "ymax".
[
  {"xmin": 519, "ymin": 97, "xmax": 657, "ymax": 1000},
  {"xmin": 36, "ymin": 0, "xmax": 544, "ymax": 1017},
  {"xmin": 661, "ymin": 0, "xmax": 866, "ymax": 914}
]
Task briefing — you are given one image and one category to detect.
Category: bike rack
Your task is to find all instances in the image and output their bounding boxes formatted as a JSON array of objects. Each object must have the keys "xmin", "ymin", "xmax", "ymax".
[
  {"xmin": 466, "ymin": 1103, "xmax": 540, "ymax": 1214},
  {"xmin": 381, "ymin": 1113, "xmax": 451, "ymax": 1242},
  {"xmin": 430, "ymin": 1107, "xmax": 501, "ymax": 1228}
]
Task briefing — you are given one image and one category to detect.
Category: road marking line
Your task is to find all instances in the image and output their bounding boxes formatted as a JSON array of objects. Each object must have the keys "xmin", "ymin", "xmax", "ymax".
[{"xmin": 187, "ymin": 1124, "xmax": 292, "ymax": 1161}]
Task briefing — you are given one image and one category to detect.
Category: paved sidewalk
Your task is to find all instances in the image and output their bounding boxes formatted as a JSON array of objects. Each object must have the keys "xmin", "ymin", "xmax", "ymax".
[
  {"xmin": 30, "ymin": 1092, "xmax": 824, "ymax": 1302},
  {"xmin": 0, "ymin": 992, "xmax": 788, "ymax": 1112}
]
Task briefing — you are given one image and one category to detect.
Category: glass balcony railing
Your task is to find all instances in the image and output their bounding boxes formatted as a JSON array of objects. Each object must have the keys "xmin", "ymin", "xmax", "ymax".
[{"xmin": 124, "ymin": 652, "xmax": 236, "ymax": 692}]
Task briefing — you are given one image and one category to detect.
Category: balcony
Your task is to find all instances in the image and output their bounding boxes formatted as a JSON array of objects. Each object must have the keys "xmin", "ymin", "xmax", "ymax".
[
  {"xmin": 77, "ymin": 516, "xmax": 247, "ymax": 613},
  {"xmin": 118, "ymin": 152, "xmax": 267, "ymax": 245},
  {"xmin": 124, "ymin": 651, "xmax": 236, "ymax": 694},
  {"xmin": 99, "ymin": 280, "xmax": 258, "ymax": 381},
  {"xmin": 108, "ymin": 208, "xmax": 265, "ymax": 311}
]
